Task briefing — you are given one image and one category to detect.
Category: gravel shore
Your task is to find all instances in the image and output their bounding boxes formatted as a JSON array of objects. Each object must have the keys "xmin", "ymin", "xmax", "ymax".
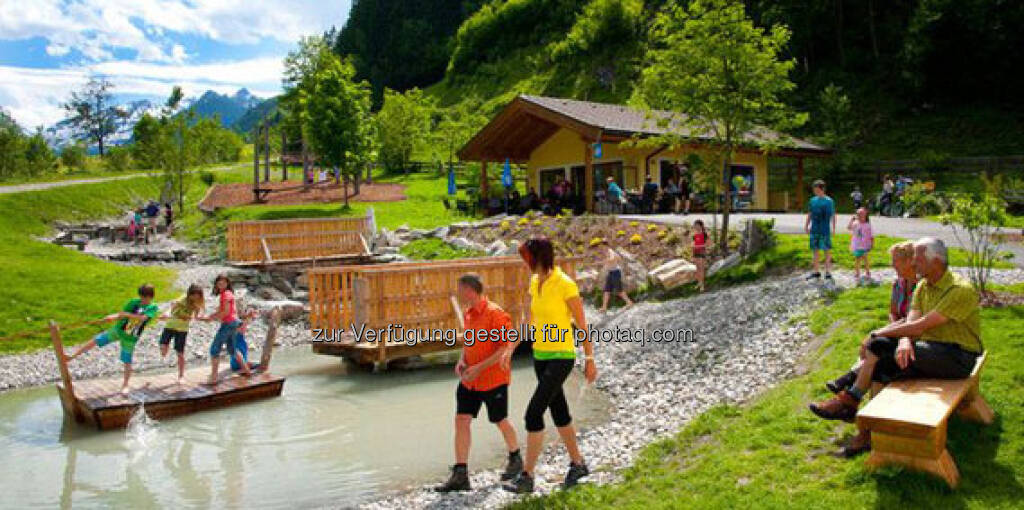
[{"xmin": 359, "ymin": 267, "xmax": 1024, "ymax": 509}]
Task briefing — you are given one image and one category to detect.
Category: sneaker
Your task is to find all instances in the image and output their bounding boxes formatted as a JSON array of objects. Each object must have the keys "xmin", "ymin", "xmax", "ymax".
[
  {"xmin": 824, "ymin": 273, "xmax": 834, "ymax": 282},
  {"xmin": 808, "ymin": 390, "xmax": 860, "ymax": 423},
  {"xmin": 841, "ymin": 429, "xmax": 872, "ymax": 458},
  {"xmin": 435, "ymin": 464, "xmax": 471, "ymax": 492},
  {"xmin": 502, "ymin": 471, "xmax": 534, "ymax": 494},
  {"xmin": 825, "ymin": 370, "xmax": 857, "ymax": 394},
  {"xmin": 806, "ymin": 272, "xmax": 822, "ymax": 281},
  {"xmin": 501, "ymin": 450, "xmax": 523, "ymax": 481},
  {"xmin": 563, "ymin": 462, "xmax": 590, "ymax": 489}
]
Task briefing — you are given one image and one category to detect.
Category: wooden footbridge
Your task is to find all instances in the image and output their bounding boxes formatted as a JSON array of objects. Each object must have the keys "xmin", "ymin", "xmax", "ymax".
[
  {"xmin": 49, "ymin": 310, "xmax": 285, "ymax": 430},
  {"xmin": 307, "ymin": 256, "xmax": 581, "ymax": 366},
  {"xmin": 226, "ymin": 215, "xmax": 374, "ymax": 267}
]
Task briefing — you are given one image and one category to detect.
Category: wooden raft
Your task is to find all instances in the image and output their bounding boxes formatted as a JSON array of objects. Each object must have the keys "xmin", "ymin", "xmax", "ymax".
[
  {"xmin": 49, "ymin": 310, "xmax": 286, "ymax": 430},
  {"xmin": 856, "ymin": 352, "xmax": 994, "ymax": 488}
]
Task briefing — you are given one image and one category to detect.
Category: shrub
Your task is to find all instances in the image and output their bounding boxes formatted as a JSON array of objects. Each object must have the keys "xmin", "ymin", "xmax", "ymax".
[
  {"xmin": 533, "ymin": 219, "xmax": 543, "ymax": 226},
  {"xmin": 60, "ymin": 143, "xmax": 88, "ymax": 170},
  {"xmin": 630, "ymin": 234, "xmax": 642, "ymax": 244},
  {"xmin": 199, "ymin": 170, "xmax": 216, "ymax": 187},
  {"xmin": 103, "ymin": 146, "xmax": 133, "ymax": 172}
]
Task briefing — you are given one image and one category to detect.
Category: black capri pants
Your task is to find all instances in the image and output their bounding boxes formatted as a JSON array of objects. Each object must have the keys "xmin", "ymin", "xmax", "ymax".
[
  {"xmin": 866, "ymin": 336, "xmax": 979, "ymax": 384},
  {"xmin": 524, "ymin": 358, "xmax": 575, "ymax": 432}
]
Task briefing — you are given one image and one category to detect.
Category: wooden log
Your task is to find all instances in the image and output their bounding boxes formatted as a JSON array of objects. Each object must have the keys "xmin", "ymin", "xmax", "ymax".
[
  {"xmin": 258, "ymin": 308, "xmax": 280, "ymax": 372},
  {"xmin": 261, "ymin": 238, "xmax": 273, "ymax": 263},
  {"xmin": 50, "ymin": 321, "xmax": 84, "ymax": 422}
]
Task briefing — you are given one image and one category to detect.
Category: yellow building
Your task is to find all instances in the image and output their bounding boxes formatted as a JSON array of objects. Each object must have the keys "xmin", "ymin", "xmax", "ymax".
[{"xmin": 458, "ymin": 95, "xmax": 829, "ymax": 212}]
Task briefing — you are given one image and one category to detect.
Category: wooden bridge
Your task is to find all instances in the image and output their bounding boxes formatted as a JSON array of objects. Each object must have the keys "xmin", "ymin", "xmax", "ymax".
[
  {"xmin": 50, "ymin": 310, "xmax": 285, "ymax": 430},
  {"xmin": 226, "ymin": 215, "xmax": 374, "ymax": 266},
  {"xmin": 307, "ymin": 256, "xmax": 581, "ymax": 366}
]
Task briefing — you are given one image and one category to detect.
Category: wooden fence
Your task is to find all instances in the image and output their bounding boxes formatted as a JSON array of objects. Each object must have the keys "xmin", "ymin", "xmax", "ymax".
[
  {"xmin": 226, "ymin": 215, "xmax": 373, "ymax": 264},
  {"xmin": 307, "ymin": 256, "xmax": 581, "ymax": 364}
]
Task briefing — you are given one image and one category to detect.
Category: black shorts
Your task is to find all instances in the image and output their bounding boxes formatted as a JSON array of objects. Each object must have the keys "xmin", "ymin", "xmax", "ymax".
[
  {"xmin": 604, "ymin": 269, "xmax": 623, "ymax": 293},
  {"xmin": 456, "ymin": 383, "xmax": 509, "ymax": 423},
  {"xmin": 159, "ymin": 329, "xmax": 188, "ymax": 354},
  {"xmin": 867, "ymin": 336, "xmax": 979, "ymax": 383}
]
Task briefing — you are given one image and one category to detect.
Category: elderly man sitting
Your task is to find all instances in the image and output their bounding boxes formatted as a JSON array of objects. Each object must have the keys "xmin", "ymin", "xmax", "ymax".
[{"xmin": 809, "ymin": 237, "xmax": 983, "ymax": 437}]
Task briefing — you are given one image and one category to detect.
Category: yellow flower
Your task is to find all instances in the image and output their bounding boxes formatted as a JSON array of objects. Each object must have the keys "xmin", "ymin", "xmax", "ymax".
[
  {"xmin": 629, "ymin": 221, "xmax": 639, "ymax": 227},
  {"xmin": 630, "ymin": 234, "xmax": 642, "ymax": 244},
  {"xmin": 589, "ymin": 237, "xmax": 604, "ymax": 247},
  {"xmin": 518, "ymin": 218, "xmax": 530, "ymax": 226},
  {"xmin": 616, "ymin": 230, "xmax": 626, "ymax": 237},
  {"xmin": 500, "ymin": 221, "xmax": 511, "ymax": 229},
  {"xmin": 533, "ymin": 219, "xmax": 543, "ymax": 226},
  {"xmin": 647, "ymin": 224, "xmax": 657, "ymax": 232}
]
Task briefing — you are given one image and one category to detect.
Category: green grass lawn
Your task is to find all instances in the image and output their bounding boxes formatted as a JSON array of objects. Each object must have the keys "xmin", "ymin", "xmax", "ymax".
[
  {"xmin": 0, "ymin": 177, "xmax": 177, "ymax": 354},
  {"xmin": 515, "ymin": 285, "xmax": 1024, "ymax": 509}
]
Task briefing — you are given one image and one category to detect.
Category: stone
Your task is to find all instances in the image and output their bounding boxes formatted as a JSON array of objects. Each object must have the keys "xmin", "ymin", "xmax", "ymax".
[
  {"xmin": 429, "ymin": 226, "xmax": 450, "ymax": 239},
  {"xmin": 271, "ymin": 275, "xmax": 294, "ymax": 296},
  {"xmin": 255, "ymin": 286, "xmax": 288, "ymax": 301},
  {"xmin": 449, "ymin": 237, "xmax": 481, "ymax": 252},
  {"xmin": 378, "ymin": 246, "xmax": 400, "ymax": 255},
  {"xmin": 502, "ymin": 239, "xmax": 521, "ymax": 256},
  {"xmin": 650, "ymin": 258, "xmax": 697, "ymax": 288},
  {"xmin": 248, "ymin": 299, "xmax": 306, "ymax": 321},
  {"xmin": 295, "ymin": 272, "xmax": 309, "ymax": 290},
  {"xmin": 485, "ymin": 240, "xmax": 507, "ymax": 256},
  {"xmin": 707, "ymin": 252, "xmax": 741, "ymax": 277}
]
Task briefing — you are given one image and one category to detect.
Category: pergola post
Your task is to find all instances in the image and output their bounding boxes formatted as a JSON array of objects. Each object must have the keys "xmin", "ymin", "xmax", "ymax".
[
  {"xmin": 480, "ymin": 160, "xmax": 489, "ymax": 200},
  {"xmin": 263, "ymin": 119, "xmax": 271, "ymax": 182},
  {"xmin": 584, "ymin": 140, "xmax": 594, "ymax": 212},
  {"xmin": 796, "ymin": 156, "xmax": 806, "ymax": 211}
]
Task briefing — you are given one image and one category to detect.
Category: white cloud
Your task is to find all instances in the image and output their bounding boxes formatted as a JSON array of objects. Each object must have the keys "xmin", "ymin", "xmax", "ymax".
[
  {"xmin": 0, "ymin": 0, "xmax": 347, "ymax": 63},
  {"xmin": 0, "ymin": 57, "xmax": 282, "ymax": 128}
]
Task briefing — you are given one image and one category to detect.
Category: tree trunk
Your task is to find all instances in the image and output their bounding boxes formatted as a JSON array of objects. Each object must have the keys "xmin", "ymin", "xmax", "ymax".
[
  {"xmin": 719, "ymin": 153, "xmax": 732, "ymax": 254},
  {"xmin": 366, "ymin": 162, "xmax": 372, "ymax": 183},
  {"xmin": 343, "ymin": 174, "xmax": 350, "ymax": 207},
  {"xmin": 353, "ymin": 169, "xmax": 361, "ymax": 195},
  {"xmin": 97, "ymin": 137, "xmax": 105, "ymax": 158}
]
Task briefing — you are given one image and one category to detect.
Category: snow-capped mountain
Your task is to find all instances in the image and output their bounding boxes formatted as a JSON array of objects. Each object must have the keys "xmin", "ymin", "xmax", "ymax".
[{"xmin": 40, "ymin": 88, "xmax": 267, "ymax": 151}]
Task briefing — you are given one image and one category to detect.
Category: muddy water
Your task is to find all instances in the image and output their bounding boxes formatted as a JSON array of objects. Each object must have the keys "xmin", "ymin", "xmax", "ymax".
[{"xmin": 0, "ymin": 348, "xmax": 609, "ymax": 508}]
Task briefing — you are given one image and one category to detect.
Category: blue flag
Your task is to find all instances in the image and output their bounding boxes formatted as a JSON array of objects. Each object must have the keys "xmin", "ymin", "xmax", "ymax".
[
  {"xmin": 447, "ymin": 164, "xmax": 457, "ymax": 195},
  {"xmin": 502, "ymin": 158, "xmax": 513, "ymax": 188}
]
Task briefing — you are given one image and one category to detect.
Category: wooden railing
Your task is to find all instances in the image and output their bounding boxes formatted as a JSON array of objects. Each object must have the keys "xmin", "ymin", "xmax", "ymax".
[
  {"xmin": 226, "ymin": 215, "xmax": 373, "ymax": 264},
  {"xmin": 307, "ymin": 256, "xmax": 581, "ymax": 338}
]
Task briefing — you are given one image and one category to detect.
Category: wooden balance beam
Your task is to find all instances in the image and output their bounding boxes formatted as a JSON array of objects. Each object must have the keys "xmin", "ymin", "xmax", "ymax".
[
  {"xmin": 49, "ymin": 310, "xmax": 286, "ymax": 430},
  {"xmin": 856, "ymin": 351, "xmax": 994, "ymax": 488}
]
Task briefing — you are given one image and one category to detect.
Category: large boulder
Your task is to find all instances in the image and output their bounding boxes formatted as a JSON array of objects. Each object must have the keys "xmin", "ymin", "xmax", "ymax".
[
  {"xmin": 255, "ymin": 285, "xmax": 288, "ymax": 301},
  {"xmin": 449, "ymin": 237, "xmax": 483, "ymax": 252},
  {"xmin": 270, "ymin": 275, "xmax": 294, "ymax": 296},
  {"xmin": 707, "ymin": 252, "xmax": 742, "ymax": 277},
  {"xmin": 650, "ymin": 258, "xmax": 697, "ymax": 288},
  {"xmin": 429, "ymin": 226, "xmax": 450, "ymax": 239},
  {"xmin": 575, "ymin": 268, "xmax": 600, "ymax": 293}
]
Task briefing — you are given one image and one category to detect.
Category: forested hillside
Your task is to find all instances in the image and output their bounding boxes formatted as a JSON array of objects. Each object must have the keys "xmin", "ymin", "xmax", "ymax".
[{"xmin": 330, "ymin": 0, "xmax": 1024, "ymax": 160}]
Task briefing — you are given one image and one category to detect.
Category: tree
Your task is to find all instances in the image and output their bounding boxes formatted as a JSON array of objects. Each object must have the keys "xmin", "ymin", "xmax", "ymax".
[
  {"xmin": 430, "ymin": 97, "xmax": 487, "ymax": 169},
  {"xmin": 281, "ymin": 36, "xmax": 331, "ymax": 182},
  {"xmin": 375, "ymin": 87, "xmax": 433, "ymax": 174},
  {"xmin": 62, "ymin": 77, "xmax": 122, "ymax": 157},
  {"xmin": 23, "ymin": 129, "xmax": 57, "ymax": 176},
  {"xmin": 632, "ymin": 0, "xmax": 806, "ymax": 253},
  {"xmin": 816, "ymin": 84, "xmax": 857, "ymax": 180},
  {"xmin": 0, "ymin": 115, "xmax": 25, "ymax": 180},
  {"xmin": 302, "ymin": 51, "xmax": 374, "ymax": 206}
]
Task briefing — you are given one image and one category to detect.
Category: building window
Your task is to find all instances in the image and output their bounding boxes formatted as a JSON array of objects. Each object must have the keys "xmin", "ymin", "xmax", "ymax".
[
  {"xmin": 594, "ymin": 161, "xmax": 624, "ymax": 191},
  {"xmin": 538, "ymin": 167, "xmax": 565, "ymax": 195}
]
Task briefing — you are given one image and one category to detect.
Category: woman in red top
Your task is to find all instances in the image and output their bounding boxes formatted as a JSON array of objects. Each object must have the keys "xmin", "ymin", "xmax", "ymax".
[
  {"xmin": 692, "ymin": 220, "xmax": 708, "ymax": 292},
  {"xmin": 206, "ymin": 274, "xmax": 250, "ymax": 384}
]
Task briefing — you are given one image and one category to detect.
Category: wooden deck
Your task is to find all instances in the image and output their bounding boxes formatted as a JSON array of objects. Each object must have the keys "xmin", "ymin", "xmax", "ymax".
[{"xmin": 57, "ymin": 369, "xmax": 285, "ymax": 430}]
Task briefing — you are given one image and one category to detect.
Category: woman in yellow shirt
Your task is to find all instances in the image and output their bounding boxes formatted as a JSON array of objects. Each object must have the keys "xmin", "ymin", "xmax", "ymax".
[{"xmin": 502, "ymin": 238, "xmax": 597, "ymax": 494}]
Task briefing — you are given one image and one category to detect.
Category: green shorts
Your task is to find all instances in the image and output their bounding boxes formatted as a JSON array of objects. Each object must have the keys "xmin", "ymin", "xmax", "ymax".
[{"xmin": 852, "ymin": 249, "xmax": 869, "ymax": 258}]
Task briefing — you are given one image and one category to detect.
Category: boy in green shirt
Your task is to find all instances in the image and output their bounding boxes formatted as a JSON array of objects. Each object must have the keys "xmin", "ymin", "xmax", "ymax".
[{"xmin": 67, "ymin": 284, "xmax": 159, "ymax": 394}]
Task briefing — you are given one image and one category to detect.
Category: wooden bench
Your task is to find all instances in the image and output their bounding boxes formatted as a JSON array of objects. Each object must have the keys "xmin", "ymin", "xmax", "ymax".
[{"xmin": 856, "ymin": 352, "xmax": 994, "ymax": 488}]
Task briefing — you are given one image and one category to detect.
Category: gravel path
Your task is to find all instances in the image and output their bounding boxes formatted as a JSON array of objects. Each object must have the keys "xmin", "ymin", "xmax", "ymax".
[
  {"xmin": 0, "ymin": 163, "xmax": 244, "ymax": 195},
  {"xmin": 359, "ymin": 267, "xmax": 1024, "ymax": 509}
]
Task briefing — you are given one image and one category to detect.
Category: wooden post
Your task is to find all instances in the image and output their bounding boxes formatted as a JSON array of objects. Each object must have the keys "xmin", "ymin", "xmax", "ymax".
[
  {"xmin": 261, "ymin": 237, "xmax": 273, "ymax": 263},
  {"xmin": 263, "ymin": 119, "xmax": 271, "ymax": 182},
  {"xmin": 253, "ymin": 127, "xmax": 260, "ymax": 201},
  {"xmin": 280, "ymin": 131, "xmax": 288, "ymax": 181},
  {"xmin": 584, "ymin": 139, "xmax": 594, "ymax": 212},
  {"xmin": 480, "ymin": 161, "xmax": 489, "ymax": 201},
  {"xmin": 50, "ymin": 321, "xmax": 83, "ymax": 422},
  {"xmin": 795, "ymin": 156, "xmax": 805, "ymax": 211},
  {"xmin": 302, "ymin": 139, "xmax": 310, "ymax": 191},
  {"xmin": 258, "ymin": 308, "xmax": 280, "ymax": 372}
]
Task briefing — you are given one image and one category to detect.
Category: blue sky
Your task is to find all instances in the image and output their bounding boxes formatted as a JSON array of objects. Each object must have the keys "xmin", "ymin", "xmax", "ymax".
[{"xmin": 0, "ymin": 1, "xmax": 352, "ymax": 128}]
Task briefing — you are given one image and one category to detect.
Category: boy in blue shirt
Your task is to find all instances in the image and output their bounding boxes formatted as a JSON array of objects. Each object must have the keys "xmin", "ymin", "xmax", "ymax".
[{"xmin": 804, "ymin": 180, "xmax": 836, "ymax": 282}]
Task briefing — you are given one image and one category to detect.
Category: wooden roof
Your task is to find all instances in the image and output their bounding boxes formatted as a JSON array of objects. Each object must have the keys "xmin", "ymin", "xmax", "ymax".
[{"xmin": 458, "ymin": 95, "xmax": 830, "ymax": 162}]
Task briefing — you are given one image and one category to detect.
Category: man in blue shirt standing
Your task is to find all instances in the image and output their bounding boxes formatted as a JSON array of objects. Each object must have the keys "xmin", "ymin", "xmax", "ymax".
[{"xmin": 805, "ymin": 180, "xmax": 836, "ymax": 282}]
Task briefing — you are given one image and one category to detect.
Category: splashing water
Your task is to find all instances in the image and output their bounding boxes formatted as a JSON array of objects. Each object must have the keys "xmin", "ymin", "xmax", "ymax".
[{"xmin": 125, "ymin": 400, "xmax": 160, "ymax": 460}]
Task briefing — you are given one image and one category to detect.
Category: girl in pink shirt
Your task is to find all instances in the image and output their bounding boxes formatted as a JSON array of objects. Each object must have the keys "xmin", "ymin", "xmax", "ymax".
[
  {"xmin": 847, "ymin": 208, "xmax": 874, "ymax": 286},
  {"xmin": 206, "ymin": 274, "xmax": 250, "ymax": 384}
]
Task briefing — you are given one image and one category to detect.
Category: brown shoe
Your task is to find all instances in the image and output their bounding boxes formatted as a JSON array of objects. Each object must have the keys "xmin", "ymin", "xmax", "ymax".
[
  {"xmin": 808, "ymin": 390, "xmax": 860, "ymax": 423},
  {"xmin": 841, "ymin": 429, "xmax": 871, "ymax": 458}
]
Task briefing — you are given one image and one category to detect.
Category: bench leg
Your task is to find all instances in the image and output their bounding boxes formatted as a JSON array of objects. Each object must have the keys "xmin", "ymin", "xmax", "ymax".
[
  {"xmin": 957, "ymin": 384, "xmax": 995, "ymax": 425},
  {"xmin": 865, "ymin": 425, "xmax": 960, "ymax": 488}
]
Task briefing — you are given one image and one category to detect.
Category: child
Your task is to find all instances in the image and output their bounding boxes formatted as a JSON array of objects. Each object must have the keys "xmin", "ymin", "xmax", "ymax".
[
  {"xmin": 164, "ymin": 202, "xmax": 174, "ymax": 234},
  {"xmin": 133, "ymin": 208, "xmax": 145, "ymax": 245},
  {"xmin": 692, "ymin": 220, "xmax": 708, "ymax": 292},
  {"xmin": 598, "ymin": 242, "xmax": 633, "ymax": 313},
  {"xmin": 158, "ymin": 284, "xmax": 204, "ymax": 383},
  {"xmin": 850, "ymin": 186, "xmax": 863, "ymax": 210},
  {"xmin": 848, "ymin": 208, "xmax": 874, "ymax": 286},
  {"xmin": 126, "ymin": 209, "xmax": 137, "ymax": 242},
  {"xmin": 230, "ymin": 307, "xmax": 265, "ymax": 373},
  {"xmin": 66, "ymin": 284, "xmax": 159, "ymax": 394},
  {"xmin": 206, "ymin": 274, "xmax": 251, "ymax": 385},
  {"xmin": 804, "ymin": 180, "xmax": 836, "ymax": 283}
]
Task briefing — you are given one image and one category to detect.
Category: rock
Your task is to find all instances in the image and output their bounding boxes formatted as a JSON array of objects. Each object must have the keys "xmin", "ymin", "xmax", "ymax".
[
  {"xmin": 255, "ymin": 285, "xmax": 288, "ymax": 301},
  {"xmin": 248, "ymin": 299, "xmax": 306, "ymax": 321},
  {"xmin": 271, "ymin": 275, "xmax": 294, "ymax": 296},
  {"xmin": 707, "ymin": 252, "xmax": 742, "ymax": 277},
  {"xmin": 290, "ymin": 290, "xmax": 309, "ymax": 302},
  {"xmin": 575, "ymin": 268, "xmax": 599, "ymax": 292},
  {"xmin": 378, "ymin": 246, "xmax": 400, "ymax": 255},
  {"xmin": 295, "ymin": 272, "xmax": 309, "ymax": 290},
  {"xmin": 428, "ymin": 226, "xmax": 450, "ymax": 239},
  {"xmin": 650, "ymin": 258, "xmax": 697, "ymax": 288},
  {"xmin": 502, "ymin": 239, "xmax": 521, "ymax": 256},
  {"xmin": 485, "ymin": 240, "xmax": 507, "ymax": 256},
  {"xmin": 449, "ymin": 237, "xmax": 481, "ymax": 252}
]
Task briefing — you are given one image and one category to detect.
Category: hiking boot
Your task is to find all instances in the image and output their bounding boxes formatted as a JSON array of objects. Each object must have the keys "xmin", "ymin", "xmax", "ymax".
[
  {"xmin": 825, "ymin": 370, "xmax": 857, "ymax": 394},
  {"xmin": 502, "ymin": 471, "xmax": 534, "ymax": 494},
  {"xmin": 808, "ymin": 390, "xmax": 860, "ymax": 423},
  {"xmin": 563, "ymin": 461, "xmax": 590, "ymax": 489},
  {"xmin": 841, "ymin": 429, "xmax": 872, "ymax": 458},
  {"xmin": 501, "ymin": 450, "xmax": 523, "ymax": 481},
  {"xmin": 806, "ymin": 272, "xmax": 821, "ymax": 280},
  {"xmin": 434, "ymin": 464, "xmax": 470, "ymax": 492}
]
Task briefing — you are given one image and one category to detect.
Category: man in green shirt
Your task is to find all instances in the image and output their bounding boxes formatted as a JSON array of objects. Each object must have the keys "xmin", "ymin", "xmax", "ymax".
[
  {"xmin": 67, "ymin": 284, "xmax": 160, "ymax": 394},
  {"xmin": 810, "ymin": 237, "xmax": 982, "ymax": 425}
]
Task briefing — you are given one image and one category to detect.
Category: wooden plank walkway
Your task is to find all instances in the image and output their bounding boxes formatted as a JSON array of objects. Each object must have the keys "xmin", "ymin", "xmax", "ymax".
[{"xmin": 57, "ymin": 369, "xmax": 285, "ymax": 430}]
